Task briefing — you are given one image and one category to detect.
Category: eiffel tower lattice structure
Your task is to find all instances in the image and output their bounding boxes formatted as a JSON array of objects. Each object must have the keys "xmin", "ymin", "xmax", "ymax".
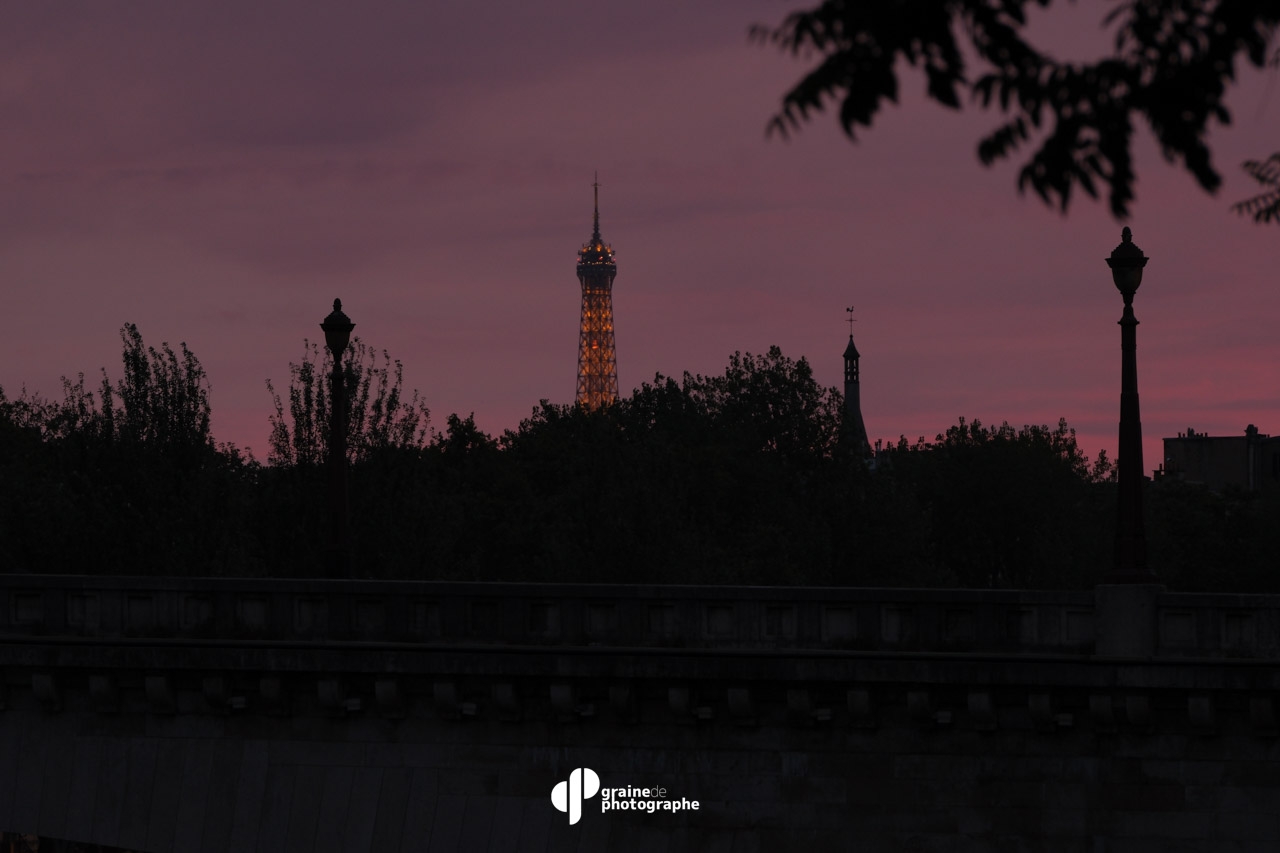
[{"xmin": 575, "ymin": 174, "xmax": 619, "ymax": 410}]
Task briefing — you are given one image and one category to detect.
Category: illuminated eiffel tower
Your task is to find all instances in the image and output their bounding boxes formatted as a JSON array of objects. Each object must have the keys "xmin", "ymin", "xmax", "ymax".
[{"xmin": 575, "ymin": 175, "xmax": 619, "ymax": 409}]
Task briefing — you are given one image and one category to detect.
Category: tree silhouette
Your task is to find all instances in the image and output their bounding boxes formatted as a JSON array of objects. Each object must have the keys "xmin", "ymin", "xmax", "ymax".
[
  {"xmin": 0, "ymin": 325, "xmax": 251, "ymax": 575},
  {"xmin": 266, "ymin": 337, "xmax": 431, "ymax": 467},
  {"xmin": 112, "ymin": 323, "xmax": 213, "ymax": 455},
  {"xmin": 0, "ymin": 323, "xmax": 214, "ymax": 456},
  {"xmin": 3, "ymin": 331, "xmax": 1276, "ymax": 589},
  {"xmin": 1232, "ymin": 151, "xmax": 1280, "ymax": 223},
  {"xmin": 754, "ymin": 0, "xmax": 1279, "ymax": 220}
]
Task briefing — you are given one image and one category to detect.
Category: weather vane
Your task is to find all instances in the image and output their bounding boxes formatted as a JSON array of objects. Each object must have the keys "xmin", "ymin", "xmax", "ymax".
[{"xmin": 846, "ymin": 305, "xmax": 856, "ymax": 336}]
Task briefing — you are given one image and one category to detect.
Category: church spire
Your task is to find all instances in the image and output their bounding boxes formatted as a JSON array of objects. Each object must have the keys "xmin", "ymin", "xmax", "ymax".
[{"xmin": 843, "ymin": 306, "xmax": 870, "ymax": 457}]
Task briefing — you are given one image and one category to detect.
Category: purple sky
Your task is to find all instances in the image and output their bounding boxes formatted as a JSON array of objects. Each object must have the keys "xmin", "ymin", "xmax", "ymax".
[{"xmin": 3, "ymin": 1, "xmax": 1278, "ymax": 472}]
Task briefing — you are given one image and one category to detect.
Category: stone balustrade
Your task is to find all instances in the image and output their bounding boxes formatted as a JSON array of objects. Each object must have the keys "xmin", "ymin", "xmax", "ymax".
[
  {"xmin": 1, "ymin": 575, "xmax": 1100, "ymax": 652},
  {"xmin": 2, "ymin": 575, "xmax": 1279, "ymax": 659},
  {"xmin": 3, "ymin": 575, "xmax": 1280, "ymax": 735}
]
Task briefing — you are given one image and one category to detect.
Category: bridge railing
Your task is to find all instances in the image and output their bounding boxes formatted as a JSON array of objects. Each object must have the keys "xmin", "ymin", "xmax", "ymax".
[
  {"xmin": 0, "ymin": 576, "xmax": 1090, "ymax": 651},
  {"xmin": 2, "ymin": 576, "xmax": 1278, "ymax": 659},
  {"xmin": 1154, "ymin": 590, "xmax": 1280, "ymax": 658}
]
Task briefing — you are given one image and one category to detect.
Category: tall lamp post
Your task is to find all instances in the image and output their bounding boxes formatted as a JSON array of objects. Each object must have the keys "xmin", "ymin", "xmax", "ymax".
[
  {"xmin": 321, "ymin": 299, "xmax": 355, "ymax": 579},
  {"xmin": 1106, "ymin": 227, "xmax": 1153, "ymax": 581}
]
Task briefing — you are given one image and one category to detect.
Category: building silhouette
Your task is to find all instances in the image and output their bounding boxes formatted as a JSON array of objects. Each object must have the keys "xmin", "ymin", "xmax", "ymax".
[
  {"xmin": 843, "ymin": 309, "xmax": 871, "ymax": 457},
  {"xmin": 575, "ymin": 176, "xmax": 619, "ymax": 410},
  {"xmin": 1158, "ymin": 424, "xmax": 1280, "ymax": 494}
]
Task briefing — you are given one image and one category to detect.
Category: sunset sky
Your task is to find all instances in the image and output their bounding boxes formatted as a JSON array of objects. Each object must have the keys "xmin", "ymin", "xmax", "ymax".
[{"xmin": 3, "ymin": 1, "xmax": 1277, "ymax": 472}]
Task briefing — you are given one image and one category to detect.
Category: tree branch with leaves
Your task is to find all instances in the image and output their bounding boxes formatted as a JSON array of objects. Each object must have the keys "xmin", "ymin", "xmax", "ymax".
[{"xmin": 755, "ymin": 0, "xmax": 1279, "ymax": 220}]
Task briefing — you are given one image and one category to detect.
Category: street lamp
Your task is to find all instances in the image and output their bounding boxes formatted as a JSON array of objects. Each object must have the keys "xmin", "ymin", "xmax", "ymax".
[
  {"xmin": 321, "ymin": 298, "xmax": 355, "ymax": 579},
  {"xmin": 1106, "ymin": 227, "xmax": 1153, "ymax": 581}
]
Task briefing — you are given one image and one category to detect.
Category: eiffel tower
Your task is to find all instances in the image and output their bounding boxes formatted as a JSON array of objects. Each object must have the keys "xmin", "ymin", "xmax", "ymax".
[{"xmin": 575, "ymin": 174, "xmax": 620, "ymax": 410}]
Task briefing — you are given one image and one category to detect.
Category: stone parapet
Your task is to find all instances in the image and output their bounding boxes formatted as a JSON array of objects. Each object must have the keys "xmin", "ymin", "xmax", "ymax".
[
  {"xmin": 1, "ymin": 576, "xmax": 1099, "ymax": 651},
  {"xmin": 6, "ymin": 577, "xmax": 1280, "ymax": 850},
  {"xmin": 2, "ymin": 575, "xmax": 1279, "ymax": 659},
  {"xmin": 0, "ymin": 576, "xmax": 1278, "ymax": 735}
]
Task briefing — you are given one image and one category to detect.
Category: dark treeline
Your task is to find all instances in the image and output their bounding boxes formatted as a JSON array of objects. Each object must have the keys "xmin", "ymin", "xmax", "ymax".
[{"xmin": 1, "ymin": 326, "xmax": 1275, "ymax": 590}]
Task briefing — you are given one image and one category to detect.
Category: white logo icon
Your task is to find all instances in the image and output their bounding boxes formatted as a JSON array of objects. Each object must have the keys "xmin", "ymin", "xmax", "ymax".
[{"xmin": 551, "ymin": 767, "xmax": 600, "ymax": 825}]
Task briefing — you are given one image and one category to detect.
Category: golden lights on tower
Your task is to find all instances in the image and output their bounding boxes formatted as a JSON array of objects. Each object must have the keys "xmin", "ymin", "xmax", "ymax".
[{"xmin": 575, "ymin": 174, "xmax": 619, "ymax": 410}]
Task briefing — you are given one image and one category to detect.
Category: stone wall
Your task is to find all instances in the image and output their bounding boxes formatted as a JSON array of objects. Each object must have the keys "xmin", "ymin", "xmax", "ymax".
[
  {"xmin": 4, "ymin": 703, "xmax": 1280, "ymax": 851},
  {"xmin": 2, "ymin": 576, "xmax": 1280, "ymax": 851}
]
